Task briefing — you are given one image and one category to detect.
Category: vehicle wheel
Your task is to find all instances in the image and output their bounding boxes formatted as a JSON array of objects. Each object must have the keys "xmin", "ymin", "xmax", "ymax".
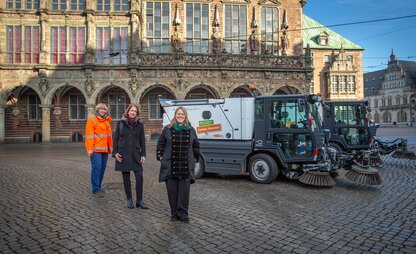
[
  {"xmin": 329, "ymin": 142, "xmax": 343, "ymax": 153},
  {"xmin": 194, "ymin": 156, "xmax": 205, "ymax": 179},
  {"xmin": 248, "ymin": 154, "xmax": 279, "ymax": 184}
]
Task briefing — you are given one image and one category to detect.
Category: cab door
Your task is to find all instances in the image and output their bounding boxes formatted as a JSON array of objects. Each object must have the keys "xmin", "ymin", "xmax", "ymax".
[
  {"xmin": 265, "ymin": 98, "xmax": 314, "ymax": 163},
  {"xmin": 333, "ymin": 104, "xmax": 370, "ymax": 150}
]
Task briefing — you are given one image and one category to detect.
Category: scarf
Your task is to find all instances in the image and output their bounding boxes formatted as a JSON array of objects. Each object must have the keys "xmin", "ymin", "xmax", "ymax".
[
  {"xmin": 127, "ymin": 117, "xmax": 136, "ymax": 126},
  {"xmin": 172, "ymin": 124, "xmax": 191, "ymax": 131}
]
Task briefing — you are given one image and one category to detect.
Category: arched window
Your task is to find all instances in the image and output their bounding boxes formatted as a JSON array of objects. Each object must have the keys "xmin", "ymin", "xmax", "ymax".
[
  {"xmin": 397, "ymin": 111, "xmax": 402, "ymax": 122},
  {"xmin": 403, "ymin": 96, "xmax": 408, "ymax": 105},
  {"xmin": 398, "ymin": 110, "xmax": 408, "ymax": 122},
  {"xmin": 383, "ymin": 111, "xmax": 391, "ymax": 122},
  {"xmin": 374, "ymin": 112, "xmax": 380, "ymax": 123},
  {"xmin": 387, "ymin": 97, "xmax": 392, "ymax": 107},
  {"xmin": 381, "ymin": 97, "xmax": 386, "ymax": 107},
  {"xmin": 396, "ymin": 96, "xmax": 401, "ymax": 105}
]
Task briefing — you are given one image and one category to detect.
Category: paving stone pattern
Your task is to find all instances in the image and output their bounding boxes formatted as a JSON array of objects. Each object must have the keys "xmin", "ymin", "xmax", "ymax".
[{"xmin": 0, "ymin": 143, "xmax": 415, "ymax": 253}]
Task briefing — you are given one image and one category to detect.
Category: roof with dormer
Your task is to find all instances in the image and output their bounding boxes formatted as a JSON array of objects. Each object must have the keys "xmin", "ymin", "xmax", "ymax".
[
  {"xmin": 364, "ymin": 70, "xmax": 385, "ymax": 97},
  {"xmin": 302, "ymin": 15, "xmax": 363, "ymax": 50},
  {"xmin": 364, "ymin": 59, "xmax": 416, "ymax": 97}
]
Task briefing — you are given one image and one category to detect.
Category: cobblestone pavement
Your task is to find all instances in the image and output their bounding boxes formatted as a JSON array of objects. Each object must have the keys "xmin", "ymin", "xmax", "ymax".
[{"xmin": 1, "ymin": 142, "xmax": 415, "ymax": 254}]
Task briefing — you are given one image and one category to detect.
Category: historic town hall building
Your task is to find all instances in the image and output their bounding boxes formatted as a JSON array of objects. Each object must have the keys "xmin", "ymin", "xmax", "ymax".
[{"xmin": 0, "ymin": 0, "xmax": 363, "ymax": 143}]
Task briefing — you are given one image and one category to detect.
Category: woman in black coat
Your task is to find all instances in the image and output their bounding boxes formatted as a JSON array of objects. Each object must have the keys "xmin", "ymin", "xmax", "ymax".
[
  {"xmin": 157, "ymin": 106, "xmax": 200, "ymax": 222},
  {"xmin": 113, "ymin": 104, "xmax": 148, "ymax": 209}
]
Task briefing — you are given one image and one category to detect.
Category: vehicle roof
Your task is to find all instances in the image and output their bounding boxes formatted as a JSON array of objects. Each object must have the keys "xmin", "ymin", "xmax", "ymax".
[
  {"xmin": 255, "ymin": 94, "xmax": 314, "ymax": 100},
  {"xmin": 326, "ymin": 100, "xmax": 367, "ymax": 104}
]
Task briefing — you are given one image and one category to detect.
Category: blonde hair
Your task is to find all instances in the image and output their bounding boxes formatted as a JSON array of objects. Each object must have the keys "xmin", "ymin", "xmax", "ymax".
[
  {"xmin": 95, "ymin": 103, "xmax": 108, "ymax": 111},
  {"xmin": 123, "ymin": 103, "xmax": 141, "ymax": 118},
  {"xmin": 168, "ymin": 106, "xmax": 190, "ymax": 127}
]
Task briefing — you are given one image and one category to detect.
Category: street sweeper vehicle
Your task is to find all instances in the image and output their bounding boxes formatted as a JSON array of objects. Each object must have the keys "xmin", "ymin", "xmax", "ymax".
[
  {"xmin": 160, "ymin": 94, "xmax": 382, "ymax": 186},
  {"xmin": 323, "ymin": 100, "xmax": 415, "ymax": 171}
]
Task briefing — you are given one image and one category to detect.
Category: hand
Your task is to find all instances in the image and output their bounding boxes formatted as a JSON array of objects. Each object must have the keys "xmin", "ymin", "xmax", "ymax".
[
  {"xmin": 140, "ymin": 156, "xmax": 146, "ymax": 165},
  {"xmin": 115, "ymin": 153, "xmax": 123, "ymax": 163}
]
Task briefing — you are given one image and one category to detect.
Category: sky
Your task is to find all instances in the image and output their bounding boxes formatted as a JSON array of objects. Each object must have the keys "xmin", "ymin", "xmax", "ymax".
[{"xmin": 303, "ymin": 0, "xmax": 416, "ymax": 73}]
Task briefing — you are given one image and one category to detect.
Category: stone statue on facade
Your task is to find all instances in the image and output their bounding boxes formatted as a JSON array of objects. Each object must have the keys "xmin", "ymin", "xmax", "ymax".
[
  {"xmin": 172, "ymin": 31, "xmax": 181, "ymax": 52},
  {"xmin": 249, "ymin": 30, "xmax": 260, "ymax": 54},
  {"xmin": 212, "ymin": 27, "xmax": 221, "ymax": 54}
]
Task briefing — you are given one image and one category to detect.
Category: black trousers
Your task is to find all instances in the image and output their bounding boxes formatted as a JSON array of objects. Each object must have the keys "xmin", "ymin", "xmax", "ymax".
[
  {"xmin": 122, "ymin": 171, "xmax": 143, "ymax": 201},
  {"xmin": 166, "ymin": 178, "xmax": 190, "ymax": 219}
]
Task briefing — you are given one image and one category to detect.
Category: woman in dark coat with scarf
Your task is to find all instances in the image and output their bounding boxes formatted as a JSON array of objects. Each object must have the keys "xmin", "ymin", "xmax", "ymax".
[
  {"xmin": 113, "ymin": 104, "xmax": 148, "ymax": 209},
  {"xmin": 157, "ymin": 106, "xmax": 200, "ymax": 223}
]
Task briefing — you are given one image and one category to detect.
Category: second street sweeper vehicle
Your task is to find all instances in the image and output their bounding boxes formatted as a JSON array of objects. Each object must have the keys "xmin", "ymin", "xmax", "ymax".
[
  {"xmin": 160, "ymin": 94, "xmax": 382, "ymax": 187},
  {"xmin": 323, "ymin": 100, "xmax": 415, "ymax": 172}
]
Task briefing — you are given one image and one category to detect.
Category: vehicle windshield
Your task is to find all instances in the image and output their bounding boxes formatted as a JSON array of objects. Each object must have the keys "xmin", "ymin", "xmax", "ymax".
[
  {"xmin": 334, "ymin": 105, "xmax": 366, "ymax": 126},
  {"xmin": 268, "ymin": 100, "xmax": 308, "ymax": 129}
]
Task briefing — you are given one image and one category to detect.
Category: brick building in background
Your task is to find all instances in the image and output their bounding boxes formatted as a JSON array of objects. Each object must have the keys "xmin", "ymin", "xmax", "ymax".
[{"xmin": 0, "ymin": 0, "xmax": 363, "ymax": 143}]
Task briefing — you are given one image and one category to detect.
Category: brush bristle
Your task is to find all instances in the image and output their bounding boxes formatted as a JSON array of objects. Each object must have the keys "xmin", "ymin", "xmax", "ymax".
[
  {"xmin": 345, "ymin": 165, "xmax": 382, "ymax": 185},
  {"xmin": 299, "ymin": 171, "xmax": 336, "ymax": 187},
  {"xmin": 369, "ymin": 154, "xmax": 384, "ymax": 168},
  {"xmin": 392, "ymin": 151, "xmax": 416, "ymax": 160}
]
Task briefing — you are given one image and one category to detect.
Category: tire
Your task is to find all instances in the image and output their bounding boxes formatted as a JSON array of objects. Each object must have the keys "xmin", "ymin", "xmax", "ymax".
[
  {"xmin": 248, "ymin": 154, "xmax": 279, "ymax": 184},
  {"xmin": 329, "ymin": 142, "xmax": 344, "ymax": 153},
  {"xmin": 194, "ymin": 156, "xmax": 205, "ymax": 179}
]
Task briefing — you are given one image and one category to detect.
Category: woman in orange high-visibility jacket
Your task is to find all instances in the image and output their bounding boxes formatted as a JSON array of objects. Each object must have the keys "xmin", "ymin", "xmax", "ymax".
[{"xmin": 84, "ymin": 103, "xmax": 113, "ymax": 197}]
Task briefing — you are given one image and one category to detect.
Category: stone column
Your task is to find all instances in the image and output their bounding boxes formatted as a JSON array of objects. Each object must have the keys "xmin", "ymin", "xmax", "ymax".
[
  {"xmin": 0, "ymin": 105, "xmax": 5, "ymax": 143},
  {"xmin": 39, "ymin": 12, "xmax": 49, "ymax": 64},
  {"xmin": 87, "ymin": 104, "xmax": 95, "ymax": 117},
  {"xmin": 85, "ymin": 12, "xmax": 95, "ymax": 64},
  {"xmin": 41, "ymin": 105, "xmax": 51, "ymax": 143}
]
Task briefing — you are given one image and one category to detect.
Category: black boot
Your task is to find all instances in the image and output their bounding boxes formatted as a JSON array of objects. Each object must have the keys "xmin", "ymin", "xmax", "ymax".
[
  {"xmin": 136, "ymin": 200, "xmax": 149, "ymax": 209},
  {"xmin": 127, "ymin": 199, "xmax": 135, "ymax": 209}
]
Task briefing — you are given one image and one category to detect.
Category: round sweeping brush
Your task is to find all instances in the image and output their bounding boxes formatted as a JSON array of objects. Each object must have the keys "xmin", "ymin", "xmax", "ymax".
[
  {"xmin": 299, "ymin": 171, "xmax": 336, "ymax": 187},
  {"xmin": 345, "ymin": 165, "xmax": 382, "ymax": 185},
  {"xmin": 392, "ymin": 150, "xmax": 416, "ymax": 160}
]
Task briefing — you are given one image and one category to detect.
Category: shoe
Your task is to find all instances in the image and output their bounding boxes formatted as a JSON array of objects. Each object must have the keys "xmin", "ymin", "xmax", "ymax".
[
  {"xmin": 170, "ymin": 215, "xmax": 179, "ymax": 221},
  {"xmin": 136, "ymin": 200, "xmax": 149, "ymax": 209},
  {"xmin": 93, "ymin": 191, "xmax": 104, "ymax": 198},
  {"xmin": 127, "ymin": 199, "xmax": 135, "ymax": 209},
  {"xmin": 179, "ymin": 217, "xmax": 189, "ymax": 223}
]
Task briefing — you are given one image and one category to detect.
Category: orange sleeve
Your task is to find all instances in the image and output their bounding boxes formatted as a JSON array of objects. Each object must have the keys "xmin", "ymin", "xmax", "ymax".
[{"xmin": 84, "ymin": 117, "xmax": 95, "ymax": 157}]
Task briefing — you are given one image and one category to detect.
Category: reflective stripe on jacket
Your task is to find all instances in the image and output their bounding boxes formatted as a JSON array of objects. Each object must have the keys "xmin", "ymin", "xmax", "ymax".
[{"xmin": 84, "ymin": 113, "xmax": 113, "ymax": 156}]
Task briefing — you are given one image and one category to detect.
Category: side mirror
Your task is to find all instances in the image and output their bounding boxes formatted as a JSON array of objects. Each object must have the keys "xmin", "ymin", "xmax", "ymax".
[
  {"xmin": 307, "ymin": 94, "xmax": 320, "ymax": 104},
  {"xmin": 298, "ymin": 99, "xmax": 305, "ymax": 112}
]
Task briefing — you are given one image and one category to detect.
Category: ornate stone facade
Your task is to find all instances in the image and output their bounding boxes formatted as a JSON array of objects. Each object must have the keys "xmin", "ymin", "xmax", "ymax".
[
  {"xmin": 364, "ymin": 51, "xmax": 416, "ymax": 127},
  {"xmin": 0, "ymin": 0, "xmax": 352, "ymax": 143}
]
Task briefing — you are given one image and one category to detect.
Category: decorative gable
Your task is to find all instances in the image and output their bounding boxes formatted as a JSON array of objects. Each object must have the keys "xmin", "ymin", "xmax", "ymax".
[
  {"xmin": 258, "ymin": 0, "xmax": 280, "ymax": 5},
  {"xmin": 317, "ymin": 31, "xmax": 329, "ymax": 46},
  {"xmin": 221, "ymin": 0, "xmax": 251, "ymax": 4}
]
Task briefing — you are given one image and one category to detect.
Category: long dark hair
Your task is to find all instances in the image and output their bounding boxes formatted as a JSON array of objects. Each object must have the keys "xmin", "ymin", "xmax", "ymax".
[{"xmin": 123, "ymin": 103, "xmax": 141, "ymax": 118}]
